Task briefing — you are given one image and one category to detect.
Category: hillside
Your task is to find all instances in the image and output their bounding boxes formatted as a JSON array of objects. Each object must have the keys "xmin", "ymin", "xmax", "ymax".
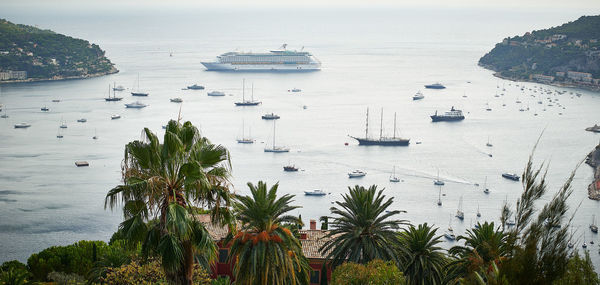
[
  {"xmin": 0, "ymin": 19, "xmax": 117, "ymax": 82},
  {"xmin": 479, "ymin": 15, "xmax": 600, "ymax": 89}
]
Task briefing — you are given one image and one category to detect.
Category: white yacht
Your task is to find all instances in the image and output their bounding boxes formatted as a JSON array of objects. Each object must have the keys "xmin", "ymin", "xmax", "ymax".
[
  {"xmin": 207, "ymin": 91, "xmax": 225, "ymax": 97},
  {"xmin": 170, "ymin": 98, "xmax": 183, "ymax": 103},
  {"xmin": 304, "ymin": 189, "xmax": 327, "ymax": 196},
  {"xmin": 14, "ymin": 122, "xmax": 31, "ymax": 128},
  {"xmin": 412, "ymin": 91, "xmax": 424, "ymax": 100},
  {"xmin": 111, "ymin": 114, "xmax": 121, "ymax": 120},
  {"xmin": 348, "ymin": 170, "xmax": 367, "ymax": 178},
  {"xmin": 125, "ymin": 101, "xmax": 148, "ymax": 108},
  {"xmin": 389, "ymin": 166, "xmax": 400, "ymax": 182}
]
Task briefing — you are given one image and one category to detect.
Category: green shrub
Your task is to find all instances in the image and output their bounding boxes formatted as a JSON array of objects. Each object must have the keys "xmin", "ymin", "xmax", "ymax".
[{"xmin": 331, "ymin": 259, "xmax": 405, "ymax": 285}]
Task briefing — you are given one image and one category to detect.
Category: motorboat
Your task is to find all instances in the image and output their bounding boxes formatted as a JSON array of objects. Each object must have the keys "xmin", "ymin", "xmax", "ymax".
[
  {"xmin": 207, "ymin": 91, "xmax": 225, "ymax": 96},
  {"xmin": 111, "ymin": 114, "xmax": 121, "ymax": 120},
  {"xmin": 170, "ymin": 98, "xmax": 183, "ymax": 103},
  {"xmin": 14, "ymin": 122, "xmax": 31, "ymax": 128},
  {"xmin": 290, "ymin": 88, "xmax": 302, "ymax": 92},
  {"xmin": 502, "ymin": 173, "xmax": 520, "ymax": 181},
  {"xmin": 77, "ymin": 118, "xmax": 87, "ymax": 123},
  {"xmin": 41, "ymin": 106, "xmax": 50, "ymax": 111},
  {"xmin": 348, "ymin": 170, "xmax": 366, "ymax": 178},
  {"xmin": 412, "ymin": 91, "xmax": 424, "ymax": 100},
  {"xmin": 187, "ymin": 84, "xmax": 205, "ymax": 90},
  {"xmin": 304, "ymin": 189, "xmax": 327, "ymax": 196},
  {"xmin": 284, "ymin": 165, "xmax": 299, "ymax": 172},
  {"xmin": 262, "ymin": 113, "xmax": 280, "ymax": 120},
  {"xmin": 125, "ymin": 101, "xmax": 148, "ymax": 108}
]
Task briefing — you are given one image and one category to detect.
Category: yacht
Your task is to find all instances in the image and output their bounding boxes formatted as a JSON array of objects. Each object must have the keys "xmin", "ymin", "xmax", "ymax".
[
  {"xmin": 502, "ymin": 173, "xmax": 520, "ymax": 181},
  {"xmin": 125, "ymin": 101, "xmax": 148, "ymax": 108},
  {"xmin": 424, "ymin": 83, "xmax": 446, "ymax": 89},
  {"xmin": 262, "ymin": 113, "xmax": 280, "ymax": 120},
  {"xmin": 170, "ymin": 98, "xmax": 183, "ymax": 103},
  {"xmin": 207, "ymin": 91, "xmax": 225, "ymax": 96},
  {"xmin": 106, "ymin": 84, "xmax": 123, "ymax": 101},
  {"xmin": 284, "ymin": 165, "xmax": 299, "ymax": 172},
  {"xmin": 235, "ymin": 80, "xmax": 261, "ymax": 106},
  {"xmin": 113, "ymin": 84, "xmax": 125, "ymax": 91},
  {"xmin": 349, "ymin": 109, "xmax": 410, "ymax": 146},
  {"xmin": 412, "ymin": 91, "xmax": 424, "ymax": 100},
  {"xmin": 41, "ymin": 106, "xmax": 50, "ymax": 111},
  {"xmin": 236, "ymin": 121, "xmax": 254, "ymax": 144},
  {"xmin": 264, "ymin": 120, "xmax": 289, "ymax": 153},
  {"xmin": 202, "ymin": 44, "xmax": 321, "ymax": 71},
  {"xmin": 506, "ymin": 219, "xmax": 516, "ymax": 226},
  {"xmin": 445, "ymin": 221, "xmax": 456, "ymax": 240},
  {"xmin": 304, "ymin": 189, "xmax": 327, "ymax": 196},
  {"xmin": 389, "ymin": 166, "xmax": 400, "ymax": 182},
  {"xmin": 77, "ymin": 118, "xmax": 87, "ymax": 123},
  {"xmin": 111, "ymin": 114, "xmax": 121, "ymax": 120},
  {"xmin": 187, "ymin": 84, "xmax": 205, "ymax": 90},
  {"xmin": 348, "ymin": 170, "xmax": 367, "ymax": 178},
  {"xmin": 14, "ymin": 122, "xmax": 31, "ymax": 128},
  {"xmin": 430, "ymin": 106, "xmax": 465, "ymax": 122},
  {"xmin": 290, "ymin": 88, "xmax": 302, "ymax": 92},
  {"xmin": 456, "ymin": 197, "xmax": 464, "ymax": 220},
  {"xmin": 590, "ymin": 215, "xmax": 598, "ymax": 233},
  {"xmin": 434, "ymin": 169, "xmax": 444, "ymax": 186},
  {"xmin": 131, "ymin": 74, "xmax": 149, "ymax": 96}
]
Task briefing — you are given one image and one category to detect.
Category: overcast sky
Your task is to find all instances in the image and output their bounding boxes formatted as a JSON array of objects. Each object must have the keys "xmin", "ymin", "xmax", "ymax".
[{"xmin": 3, "ymin": 0, "xmax": 600, "ymax": 10}]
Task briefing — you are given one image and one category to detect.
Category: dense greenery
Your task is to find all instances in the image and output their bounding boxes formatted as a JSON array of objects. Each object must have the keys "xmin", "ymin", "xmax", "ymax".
[
  {"xmin": 0, "ymin": 18, "xmax": 116, "ymax": 80},
  {"xmin": 479, "ymin": 15, "xmax": 600, "ymax": 79},
  {"xmin": 105, "ymin": 119, "xmax": 234, "ymax": 285},
  {"xmin": 331, "ymin": 260, "xmax": 406, "ymax": 285},
  {"xmin": 397, "ymin": 223, "xmax": 447, "ymax": 285},
  {"xmin": 228, "ymin": 181, "xmax": 310, "ymax": 284}
]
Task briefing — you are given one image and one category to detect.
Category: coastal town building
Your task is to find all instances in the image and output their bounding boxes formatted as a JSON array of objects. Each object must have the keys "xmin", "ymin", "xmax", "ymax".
[
  {"xmin": 197, "ymin": 215, "xmax": 332, "ymax": 284},
  {"xmin": 566, "ymin": 71, "xmax": 593, "ymax": 82},
  {"xmin": 531, "ymin": 74, "xmax": 554, "ymax": 83},
  {"xmin": 0, "ymin": 70, "xmax": 27, "ymax": 80}
]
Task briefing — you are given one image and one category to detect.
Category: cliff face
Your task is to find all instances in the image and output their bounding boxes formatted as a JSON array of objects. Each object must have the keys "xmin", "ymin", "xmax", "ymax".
[{"xmin": 0, "ymin": 18, "xmax": 117, "ymax": 82}]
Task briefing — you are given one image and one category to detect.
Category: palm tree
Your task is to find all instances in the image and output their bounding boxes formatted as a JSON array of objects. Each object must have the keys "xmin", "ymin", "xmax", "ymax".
[
  {"xmin": 447, "ymin": 222, "xmax": 508, "ymax": 281},
  {"xmin": 319, "ymin": 185, "xmax": 407, "ymax": 267},
  {"xmin": 228, "ymin": 181, "xmax": 310, "ymax": 285},
  {"xmin": 397, "ymin": 223, "xmax": 447, "ymax": 285},
  {"xmin": 105, "ymin": 120, "xmax": 233, "ymax": 285}
]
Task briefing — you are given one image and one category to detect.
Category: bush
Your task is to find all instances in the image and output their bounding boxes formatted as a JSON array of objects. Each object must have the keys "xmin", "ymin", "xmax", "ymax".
[
  {"xmin": 0, "ymin": 260, "xmax": 30, "ymax": 285},
  {"xmin": 101, "ymin": 258, "xmax": 211, "ymax": 285},
  {"xmin": 27, "ymin": 240, "xmax": 108, "ymax": 281},
  {"xmin": 47, "ymin": 271, "xmax": 86, "ymax": 285},
  {"xmin": 331, "ymin": 259, "xmax": 406, "ymax": 285}
]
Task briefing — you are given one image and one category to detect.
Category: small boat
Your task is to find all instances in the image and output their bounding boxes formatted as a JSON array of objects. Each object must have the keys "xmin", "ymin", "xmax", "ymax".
[
  {"xmin": 284, "ymin": 165, "xmax": 299, "ymax": 172},
  {"xmin": 483, "ymin": 177, "xmax": 490, "ymax": 194},
  {"xmin": 93, "ymin": 129, "xmax": 98, "ymax": 140},
  {"xmin": 412, "ymin": 91, "xmax": 424, "ymax": 100},
  {"xmin": 506, "ymin": 219, "xmax": 516, "ymax": 226},
  {"xmin": 207, "ymin": 91, "xmax": 225, "ymax": 96},
  {"xmin": 476, "ymin": 205, "xmax": 481, "ymax": 217},
  {"xmin": 52, "ymin": 99, "xmax": 61, "ymax": 102},
  {"xmin": 41, "ymin": 106, "xmax": 50, "ymax": 111},
  {"xmin": 235, "ymin": 80, "xmax": 261, "ymax": 106},
  {"xmin": 445, "ymin": 221, "xmax": 456, "ymax": 240},
  {"xmin": 14, "ymin": 122, "xmax": 31, "ymax": 128},
  {"xmin": 264, "ymin": 120, "xmax": 289, "ymax": 153},
  {"xmin": 389, "ymin": 166, "xmax": 400, "ymax": 182},
  {"xmin": 304, "ymin": 189, "xmax": 327, "ymax": 196},
  {"xmin": 111, "ymin": 114, "xmax": 121, "ymax": 120},
  {"xmin": 590, "ymin": 215, "xmax": 598, "ymax": 233},
  {"xmin": 131, "ymin": 74, "xmax": 149, "ymax": 96},
  {"xmin": 486, "ymin": 136, "xmax": 493, "ymax": 147},
  {"xmin": 485, "ymin": 103, "xmax": 492, "ymax": 111},
  {"xmin": 424, "ymin": 83, "xmax": 446, "ymax": 89},
  {"xmin": 59, "ymin": 118, "xmax": 67, "ymax": 129},
  {"xmin": 262, "ymin": 113, "xmax": 280, "ymax": 120},
  {"xmin": 290, "ymin": 88, "xmax": 301, "ymax": 92},
  {"xmin": 187, "ymin": 84, "xmax": 205, "ymax": 90},
  {"xmin": 348, "ymin": 170, "xmax": 366, "ymax": 178},
  {"xmin": 568, "ymin": 242, "xmax": 574, "ymax": 249},
  {"xmin": 77, "ymin": 118, "xmax": 87, "ymax": 123},
  {"xmin": 502, "ymin": 173, "xmax": 520, "ymax": 181},
  {"xmin": 125, "ymin": 101, "xmax": 148, "ymax": 108},
  {"xmin": 75, "ymin": 161, "xmax": 89, "ymax": 167},
  {"xmin": 113, "ymin": 84, "xmax": 125, "ymax": 91},
  {"xmin": 170, "ymin": 98, "xmax": 183, "ymax": 103},
  {"xmin": 56, "ymin": 127, "xmax": 64, "ymax": 138},
  {"xmin": 455, "ymin": 197, "xmax": 464, "ymax": 220},
  {"xmin": 434, "ymin": 169, "xmax": 444, "ymax": 185}
]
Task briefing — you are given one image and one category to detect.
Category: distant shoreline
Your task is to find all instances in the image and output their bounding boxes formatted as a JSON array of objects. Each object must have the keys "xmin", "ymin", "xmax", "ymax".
[{"xmin": 0, "ymin": 66, "xmax": 118, "ymax": 85}]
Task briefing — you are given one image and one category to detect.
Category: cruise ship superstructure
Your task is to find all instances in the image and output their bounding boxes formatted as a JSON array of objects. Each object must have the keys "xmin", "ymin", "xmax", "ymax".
[{"xmin": 202, "ymin": 44, "xmax": 321, "ymax": 72}]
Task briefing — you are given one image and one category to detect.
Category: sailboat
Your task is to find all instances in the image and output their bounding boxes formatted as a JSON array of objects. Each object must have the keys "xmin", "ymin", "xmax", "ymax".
[
  {"xmin": 485, "ymin": 102, "xmax": 492, "ymax": 111},
  {"xmin": 476, "ymin": 205, "xmax": 481, "ymax": 217},
  {"xmin": 445, "ymin": 219, "xmax": 456, "ymax": 240},
  {"xmin": 105, "ymin": 83, "xmax": 123, "ymax": 101},
  {"xmin": 93, "ymin": 129, "xmax": 98, "ymax": 140},
  {"xmin": 56, "ymin": 127, "xmax": 64, "ymax": 139},
  {"xmin": 236, "ymin": 121, "xmax": 254, "ymax": 144},
  {"xmin": 0, "ymin": 106, "xmax": 8, "ymax": 118},
  {"xmin": 131, "ymin": 73, "xmax": 149, "ymax": 96},
  {"xmin": 455, "ymin": 196, "xmax": 464, "ymax": 220},
  {"xmin": 486, "ymin": 136, "xmax": 493, "ymax": 147},
  {"xmin": 235, "ymin": 80, "xmax": 261, "ymax": 106},
  {"xmin": 349, "ymin": 109, "xmax": 410, "ymax": 146},
  {"xmin": 437, "ymin": 186, "xmax": 442, "ymax": 206},
  {"xmin": 264, "ymin": 120, "xmax": 289, "ymax": 153},
  {"xmin": 590, "ymin": 215, "xmax": 598, "ymax": 233},
  {"xmin": 434, "ymin": 168, "xmax": 445, "ymax": 185},
  {"xmin": 582, "ymin": 232, "xmax": 587, "ymax": 249},
  {"xmin": 483, "ymin": 177, "xmax": 490, "ymax": 194},
  {"xmin": 59, "ymin": 118, "xmax": 67, "ymax": 129},
  {"xmin": 389, "ymin": 166, "xmax": 400, "ymax": 182}
]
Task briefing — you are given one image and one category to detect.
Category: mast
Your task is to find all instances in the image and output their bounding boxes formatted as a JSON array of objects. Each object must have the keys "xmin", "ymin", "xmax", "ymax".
[
  {"xmin": 108, "ymin": 84, "xmax": 110, "ymax": 98},
  {"xmin": 393, "ymin": 112, "xmax": 397, "ymax": 138},
  {"xmin": 137, "ymin": 73, "xmax": 140, "ymax": 91},
  {"xmin": 272, "ymin": 120, "xmax": 276, "ymax": 148},
  {"xmin": 251, "ymin": 83, "xmax": 254, "ymax": 102},
  {"xmin": 242, "ymin": 79, "xmax": 245, "ymax": 102},
  {"xmin": 380, "ymin": 108, "xmax": 383, "ymax": 140},
  {"xmin": 438, "ymin": 186, "xmax": 442, "ymax": 205},
  {"xmin": 365, "ymin": 108, "xmax": 369, "ymax": 139}
]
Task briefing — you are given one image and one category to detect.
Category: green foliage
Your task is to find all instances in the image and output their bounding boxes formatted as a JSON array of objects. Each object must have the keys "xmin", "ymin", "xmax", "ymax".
[
  {"xmin": 553, "ymin": 251, "xmax": 600, "ymax": 285},
  {"xmin": 0, "ymin": 260, "xmax": 30, "ymax": 285},
  {"xmin": 105, "ymin": 120, "xmax": 233, "ymax": 284},
  {"xmin": 320, "ymin": 185, "xmax": 407, "ymax": 267},
  {"xmin": 47, "ymin": 271, "xmax": 86, "ymax": 284},
  {"xmin": 330, "ymin": 259, "xmax": 406, "ymax": 285},
  {"xmin": 397, "ymin": 223, "xmax": 447, "ymax": 285},
  {"xmin": 26, "ymin": 240, "xmax": 108, "ymax": 281},
  {"xmin": 0, "ymin": 18, "xmax": 116, "ymax": 79},
  {"xmin": 100, "ymin": 258, "xmax": 211, "ymax": 285},
  {"xmin": 228, "ymin": 181, "xmax": 310, "ymax": 285},
  {"xmin": 211, "ymin": 275, "xmax": 231, "ymax": 285}
]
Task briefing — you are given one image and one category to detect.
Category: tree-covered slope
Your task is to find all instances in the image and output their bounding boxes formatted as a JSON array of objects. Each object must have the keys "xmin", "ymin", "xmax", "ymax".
[
  {"xmin": 0, "ymin": 19, "xmax": 117, "ymax": 80},
  {"xmin": 479, "ymin": 15, "xmax": 600, "ymax": 79}
]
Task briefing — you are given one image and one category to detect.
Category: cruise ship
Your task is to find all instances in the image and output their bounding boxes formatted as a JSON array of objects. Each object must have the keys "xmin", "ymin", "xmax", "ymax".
[{"xmin": 201, "ymin": 44, "xmax": 321, "ymax": 72}]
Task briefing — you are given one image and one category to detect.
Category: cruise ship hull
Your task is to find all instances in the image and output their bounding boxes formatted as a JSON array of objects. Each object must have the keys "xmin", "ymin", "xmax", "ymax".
[
  {"xmin": 201, "ymin": 62, "xmax": 320, "ymax": 72},
  {"xmin": 350, "ymin": 136, "xmax": 410, "ymax": 146}
]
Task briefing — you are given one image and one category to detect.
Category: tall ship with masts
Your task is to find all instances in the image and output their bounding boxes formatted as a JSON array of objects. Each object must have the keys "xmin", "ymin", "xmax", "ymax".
[
  {"xmin": 202, "ymin": 44, "xmax": 321, "ymax": 72},
  {"xmin": 349, "ymin": 108, "xmax": 410, "ymax": 146}
]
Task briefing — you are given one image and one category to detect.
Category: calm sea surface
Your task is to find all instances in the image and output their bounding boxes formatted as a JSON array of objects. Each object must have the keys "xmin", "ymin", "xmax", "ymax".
[{"xmin": 1, "ymin": 7, "xmax": 599, "ymax": 268}]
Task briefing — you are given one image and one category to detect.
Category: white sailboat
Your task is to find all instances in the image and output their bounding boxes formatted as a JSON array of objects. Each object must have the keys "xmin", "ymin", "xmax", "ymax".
[
  {"xmin": 590, "ymin": 215, "xmax": 598, "ymax": 233},
  {"xmin": 93, "ymin": 129, "xmax": 98, "ymax": 140},
  {"xmin": 237, "ymin": 121, "xmax": 254, "ymax": 144},
  {"xmin": 455, "ymin": 196, "xmax": 464, "ymax": 220},
  {"xmin": 486, "ymin": 136, "xmax": 493, "ymax": 147},
  {"xmin": 434, "ymin": 168, "xmax": 445, "ymax": 185},
  {"xmin": 131, "ymin": 73, "xmax": 149, "ymax": 96},
  {"xmin": 264, "ymin": 120, "xmax": 289, "ymax": 153},
  {"xmin": 389, "ymin": 166, "xmax": 400, "ymax": 182},
  {"xmin": 56, "ymin": 127, "xmax": 63, "ymax": 139},
  {"xmin": 483, "ymin": 177, "xmax": 490, "ymax": 194},
  {"xmin": 445, "ymin": 219, "xmax": 456, "ymax": 240},
  {"xmin": 476, "ymin": 205, "xmax": 481, "ymax": 217}
]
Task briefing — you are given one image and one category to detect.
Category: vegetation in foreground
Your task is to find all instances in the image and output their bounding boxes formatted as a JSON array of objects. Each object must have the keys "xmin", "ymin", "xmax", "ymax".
[{"xmin": 1, "ymin": 120, "xmax": 599, "ymax": 285}]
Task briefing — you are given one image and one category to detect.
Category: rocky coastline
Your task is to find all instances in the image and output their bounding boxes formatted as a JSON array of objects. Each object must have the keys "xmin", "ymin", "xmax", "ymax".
[
  {"xmin": 586, "ymin": 142, "xmax": 600, "ymax": 200},
  {"xmin": 483, "ymin": 67, "xmax": 600, "ymax": 92},
  {"xmin": 0, "ymin": 66, "xmax": 118, "ymax": 85}
]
